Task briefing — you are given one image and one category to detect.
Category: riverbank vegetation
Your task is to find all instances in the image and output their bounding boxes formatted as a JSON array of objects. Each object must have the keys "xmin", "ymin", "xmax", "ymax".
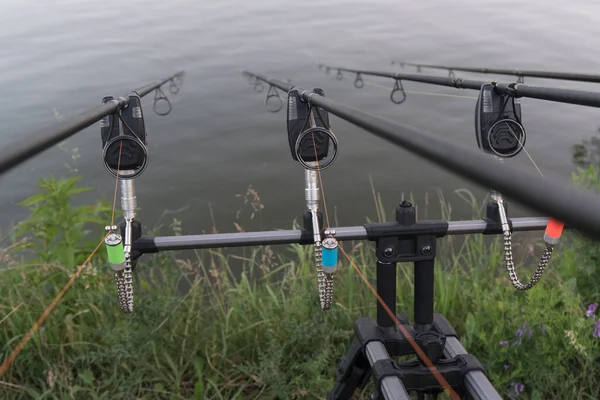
[{"xmin": 1, "ymin": 148, "xmax": 600, "ymax": 399}]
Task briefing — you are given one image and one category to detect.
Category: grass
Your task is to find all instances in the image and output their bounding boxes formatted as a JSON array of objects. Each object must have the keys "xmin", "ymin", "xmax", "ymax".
[{"xmin": 0, "ymin": 168, "xmax": 599, "ymax": 399}]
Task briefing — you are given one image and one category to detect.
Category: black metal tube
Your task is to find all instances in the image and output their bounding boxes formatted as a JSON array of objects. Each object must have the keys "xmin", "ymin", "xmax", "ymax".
[
  {"xmin": 243, "ymin": 71, "xmax": 293, "ymax": 93},
  {"xmin": 244, "ymin": 71, "xmax": 600, "ymax": 240},
  {"xmin": 0, "ymin": 101, "xmax": 120, "ymax": 176},
  {"xmin": 413, "ymin": 259, "xmax": 435, "ymax": 330},
  {"xmin": 0, "ymin": 71, "xmax": 184, "ymax": 176},
  {"xmin": 394, "ymin": 60, "xmax": 600, "ymax": 84},
  {"xmin": 493, "ymin": 82, "xmax": 600, "ymax": 108},
  {"xmin": 376, "ymin": 260, "xmax": 397, "ymax": 328},
  {"xmin": 323, "ymin": 65, "xmax": 600, "ymax": 109},
  {"xmin": 135, "ymin": 72, "xmax": 184, "ymax": 98}
]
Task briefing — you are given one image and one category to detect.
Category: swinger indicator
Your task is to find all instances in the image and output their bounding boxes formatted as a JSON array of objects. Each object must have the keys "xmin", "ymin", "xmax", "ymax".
[
  {"xmin": 321, "ymin": 236, "xmax": 338, "ymax": 273},
  {"xmin": 105, "ymin": 231, "xmax": 126, "ymax": 271}
]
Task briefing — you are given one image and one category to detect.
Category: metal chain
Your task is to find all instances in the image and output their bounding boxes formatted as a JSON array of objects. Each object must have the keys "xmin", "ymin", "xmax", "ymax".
[
  {"xmin": 315, "ymin": 242, "xmax": 333, "ymax": 310},
  {"xmin": 503, "ymin": 230, "xmax": 553, "ymax": 290},
  {"xmin": 114, "ymin": 253, "xmax": 134, "ymax": 313}
]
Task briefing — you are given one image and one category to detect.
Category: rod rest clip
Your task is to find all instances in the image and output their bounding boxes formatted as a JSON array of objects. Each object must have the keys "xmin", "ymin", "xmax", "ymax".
[
  {"xmin": 372, "ymin": 359, "xmax": 404, "ymax": 400},
  {"xmin": 483, "ymin": 199, "xmax": 513, "ymax": 234},
  {"xmin": 300, "ymin": 210, "xmax": 324, "ymax": 245},
  {"xmin": 119, "ymin": 220, "xmax": 144, "ymax": 268},
  {"xmin": 504, "ymin": 82, "xmax": 523, "ymax": 97}
]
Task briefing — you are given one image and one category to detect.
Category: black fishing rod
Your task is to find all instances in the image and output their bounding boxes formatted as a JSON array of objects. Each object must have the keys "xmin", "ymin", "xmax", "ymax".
[
  {"xmin": 319, "ymin": 64, "xmax": 600, "ymax": 109},
  {"xmin": 0, "ymin": 71, "xmax": 185, "ymax": 176},
  {"xmin": 392, "ymin": 60, "xmax": 600, "ymax": 84}
]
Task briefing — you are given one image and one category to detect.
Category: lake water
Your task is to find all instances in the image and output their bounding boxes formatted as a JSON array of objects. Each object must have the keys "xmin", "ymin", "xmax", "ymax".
[{"xmin": 2, "ymin": 0, "xmax": 600, "ymax": 237}]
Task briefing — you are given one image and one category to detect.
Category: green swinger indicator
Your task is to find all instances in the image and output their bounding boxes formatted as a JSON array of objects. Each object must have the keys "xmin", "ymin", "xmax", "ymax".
[{"xmin": 105, "ymin": 230, "xmax": 126, "ymax": 271}]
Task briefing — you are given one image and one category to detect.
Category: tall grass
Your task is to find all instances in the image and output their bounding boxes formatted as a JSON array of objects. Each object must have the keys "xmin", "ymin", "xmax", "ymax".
[{"xmin": 0, "ymin": 167, "xmax": 599, "ymax": 399}]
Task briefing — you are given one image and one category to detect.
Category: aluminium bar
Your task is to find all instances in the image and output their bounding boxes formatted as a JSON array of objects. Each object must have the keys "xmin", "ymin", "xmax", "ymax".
[
  {"xmin": 148, "ymin": 218, "xmax": 549, "ymax": 252},
  {"xmin": 444, "ymin": 337, "xmax": 503, "ymax": 400},
  {"xmin": 323, "ymin": 65, "xmax": 600, "ymax": 109},
  {"xmin": 365, "ymin": 341, "xmax": 412, "ymax": 400}
]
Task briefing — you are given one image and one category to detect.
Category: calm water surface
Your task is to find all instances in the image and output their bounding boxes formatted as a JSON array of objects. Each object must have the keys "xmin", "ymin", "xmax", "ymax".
[{"xmin": 1, "ymin": 0, "xmax": 600, "ymax": 236}]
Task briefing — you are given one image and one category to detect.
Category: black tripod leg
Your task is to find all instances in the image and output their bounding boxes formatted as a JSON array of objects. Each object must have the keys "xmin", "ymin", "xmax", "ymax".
[{"xmin": 327, "ymin": 338, "xmax": 371, "ymax": 400}]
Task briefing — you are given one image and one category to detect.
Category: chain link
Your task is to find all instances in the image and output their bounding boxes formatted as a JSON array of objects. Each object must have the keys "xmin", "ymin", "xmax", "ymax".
[
  {"xmin": 503, "ymin": 231, "xmax": 553, "ymax": 290},
  {"xmin": 114, "ymin": 253, "xmax": 134, "ymax": 313},
  {"xmin": 315, "ymin": 242, "xmax": 333, "ymax": 310}
]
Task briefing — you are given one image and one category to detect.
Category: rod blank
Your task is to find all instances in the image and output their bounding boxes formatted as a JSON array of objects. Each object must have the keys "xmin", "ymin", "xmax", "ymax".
[
  {"xmin": 394, "ymin": 60, "xmax": 600, "ymax": 84},
  {"xmin": 323, "ymin": 65, "xmax": 600, "ymax": 109}
]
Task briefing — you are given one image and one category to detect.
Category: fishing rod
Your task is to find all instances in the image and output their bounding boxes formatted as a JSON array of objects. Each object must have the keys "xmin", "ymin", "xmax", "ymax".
[
  {"xmin": 392, "ymin": 60, "xmax": 600, "ymax": 84},
  {"xmin": 0, "ymin": 71, "xmax": 185, "ymax": 176},
  {"xmin": 318, "ymin": 64, "xmax": 600, "ymax": 109}
]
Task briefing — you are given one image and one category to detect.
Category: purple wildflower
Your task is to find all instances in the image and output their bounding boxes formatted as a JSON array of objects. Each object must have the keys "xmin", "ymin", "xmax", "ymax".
[
  {"xmin": 513, "ymin": 323, "xmax": 532, "ymax": 345},
  {"xmin": 504, "ymin": 364, "xmax": 510, "ymax": 370},
  {"xmin": 594, "ymin": 320, "xmax": 600, "ymax": 338},
  {"xmin": 500, "ymin": 340, "xmax": 509, "ymax": 347},
  {"xmin": 508, "ymin": 381, "xmax": 525, "ymax": 398},
  {"xmin": 538, "ymin": 324, "xmax": 547, "ymax": 334},
  {"xmin": 586, "ymin": 303, "xmax": 598, "ymax": 318}
]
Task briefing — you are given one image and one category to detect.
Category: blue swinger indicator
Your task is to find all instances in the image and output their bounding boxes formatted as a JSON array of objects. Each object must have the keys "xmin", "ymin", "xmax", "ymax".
[{"xmin": 322, "ymin": 236, "xmax": 338, "ymax": 273}]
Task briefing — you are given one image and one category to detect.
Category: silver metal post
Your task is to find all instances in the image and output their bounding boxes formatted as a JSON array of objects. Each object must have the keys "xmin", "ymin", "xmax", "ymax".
[
  {"xmin": 365, "ymin": 341, "xmax": 411, "ymax": 400},
  {"xmin": 305, "ymin": 168, "xmax": 321, "ymax": 243},
  {"xmin": 116, "ymin": 170, "xmax": 137, "ymax": 313},
  {"xmin": 120, "ymin": 173, "xmax": 137, "ymax": 252},
  {"xmin": 444, "ymin": 337, "xmax": 502, "ymax": 400}
]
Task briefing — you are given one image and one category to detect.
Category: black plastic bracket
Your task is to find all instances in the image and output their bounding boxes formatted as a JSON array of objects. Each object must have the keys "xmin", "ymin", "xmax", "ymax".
[
  {"xmin": 328, "ymin": 314, "xmax": 486, "ymax": 399},
  {"xmin": 119, "ymin": 220, "xmax": 144, "ymax": 269},
  {"xmin": 372, "ymin": 359, "xmax": 404, "ymax": 400},
  {"xmin": 394, "ymin": 353, "xmax": 486, "ymax": 396},
  {"xmin": 483, "ymin": 199, "xmax": 513, "ymax": 234},
  {"xmin": 364, "ymin": 201, "xmax": 448, "ymax": 263},
  {"xmin": 299, "ymin": 210, "xmax": 324, "ymax": 244}
]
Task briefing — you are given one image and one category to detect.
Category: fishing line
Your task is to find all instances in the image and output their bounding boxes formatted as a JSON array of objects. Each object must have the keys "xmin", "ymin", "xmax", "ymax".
[
  {"xmin": 0, "ymin": 144, "xmax": 125, "ymax": 378},
  {"xmin": 339, "ymin": 246, "xmax": 460, "ymax": 400},
  {"xmin": 111, "ymin": 141, "xmax": 124, "ymax": 225},
  {"xmin": 0, "ymin": 237, "xmax": 106, "ymax": 378},
  {"xmin": 507, "ymin": 123, "xmax": 544, "ymax": 177}
]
